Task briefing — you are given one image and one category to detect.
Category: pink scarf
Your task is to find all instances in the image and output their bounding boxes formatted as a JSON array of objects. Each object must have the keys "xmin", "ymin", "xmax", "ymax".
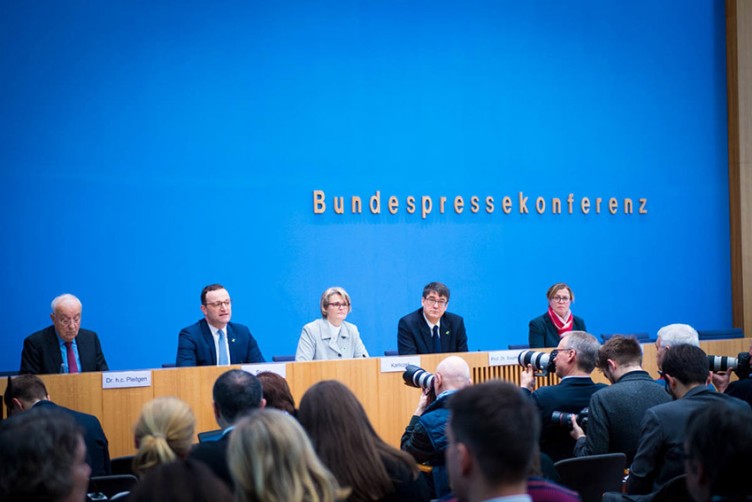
[{"xmin": 548, "ymin": 306, "xmax": 573, "ymax": 336}]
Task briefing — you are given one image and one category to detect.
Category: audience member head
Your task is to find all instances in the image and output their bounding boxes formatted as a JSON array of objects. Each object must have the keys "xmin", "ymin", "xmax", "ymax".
[
  {"xmin": 200, "ymin": 283, "xmax": 232, "ymax": 329},
  {"xmin": 256, "ymin": 371, "xmax": 296, "ymax": 415},
  {"xmin": 661, "ymin": 344, "xmax": 709, "ymax": 399},
  {"xmin": 228, "ymin": 408, "xmax": 345, "ymax": 502},
  {"xmin": 129, "ymin": 459, "xmax": 233, "ymax": 502},
  {"xmin": 655, "ymin": 323, "xmax": 699, "ymax": 369},
  {"xmin": 50, "ymin": 293, "xmax": 83, "ymax": 343},
  {"xmin": 4, "ymin": 374, "xmax": 49, "ymax": 416},
  {"xmin": 447, "ymin": 381, "xmax": 540, "ymax": 501},
  {"xmin": 212, "ymin": 369, "xmax": 265, "ymax": 429},
  {"xmin": 596, "ymin": 335, "xmax": 644, "ymax": 384},
  {"xmin": 298, "ymin": 380, "xmax": 418, "ymax": 502},
  {"xmin": 422, "ymin": 281, "xmax": 451, "ymax": 324},
  {"xmin": 0, "ymin": 407, "xmax": 90, "ymax": 502},
  {"xmin": 684, "ymin": 404, "xmax": 752, "ymax": 501},
  {"xmin": 554, "ymin": 331, "xmax": 600, "ymax": 377},
  {"xmin": 434, "ymin": 355, "xmax": 472, "ymax": 395},
  {"xmin": 133, "ymin": 396, "xmax": 195, "ymax": 477}
]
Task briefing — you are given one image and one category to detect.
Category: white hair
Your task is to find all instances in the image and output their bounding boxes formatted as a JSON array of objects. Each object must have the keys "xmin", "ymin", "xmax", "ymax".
[
  {"xmin": 656, "ymin": 323, "xmax": 699, "ymax": 348},
  {"xmin": 50, "ymin": 294, "xmax": 82, "ymax": 312}
]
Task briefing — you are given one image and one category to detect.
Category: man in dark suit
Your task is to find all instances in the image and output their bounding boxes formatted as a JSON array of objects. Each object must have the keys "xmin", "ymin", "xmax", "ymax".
[
  {"xmin": 189, "ymin": 369, "xmax": 266, "ymax": 488},
  {"xmin": 176, "ymin": 284, "xmax": 265, "ymax": 366},
  {"xmin": 397, "ymin": 282, "xmax": 468, "ymax": 355},
  {"xmin": 3, "ymin": 374, "xmax": 111, "ymax": 476},
  {"xmin": 626, "ymin": 344, "xmax": 751, "ymax": 496},
  {"xmin": 20, "ymin": 293, "xmax": 109, "ymax": 375},
  {"xmin": 520, "ymin": 331, "xmax": 606, "ymax": 462}
]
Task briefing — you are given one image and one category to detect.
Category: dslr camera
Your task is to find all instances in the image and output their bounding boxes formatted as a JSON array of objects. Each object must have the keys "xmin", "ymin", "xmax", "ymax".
[
  {"xmin": 518, "ymin": 350, "xmax": 558, "ymax": 377},
  {"xmin": 403, "ymin": 364, "xmax": 437, "ymax": 401},
  {"xmin": 707, "ymin": 352, "xmax": 752, "ymax": 379},
  {"xmin": 551, "ymin": 407, "xmax": 589, "ymax": 432}
]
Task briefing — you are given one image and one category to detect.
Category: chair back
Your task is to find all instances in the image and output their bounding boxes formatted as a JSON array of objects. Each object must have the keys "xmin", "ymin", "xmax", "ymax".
[
  {"xmin": 383, "ymin": 350, "xmax": 399, "ymax": 356},
  {"xmin": 601, "ymin": 333, "xmax": 651, "ymax": 343},
  {"xmin": 87, "ymin": 474, "xmax": 138, "ymax": 500},
  {"xmin": 508, "ymin": 344, "xmax": 530, "ymax": 350},
  {"xmin": 110, "ymin": 455, "xmax": 135, "ymax": 476},
  {"xmin": 697, "ymin": 328, "xmax": 744, "ymax": 340},
  {"xmin": 554, "ymin": 453, "xmax": 626, "ymax": 502},
  {"xmin": 272, "ymin": 355, "xmax": 295, "ymax": 362}
]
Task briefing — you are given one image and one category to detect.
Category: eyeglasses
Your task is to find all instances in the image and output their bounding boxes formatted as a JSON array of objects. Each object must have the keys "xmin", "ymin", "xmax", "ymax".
[
  {"xmin": 328, "ymin": 302, "xmax": 350, "ymax": 309},
  {"xmin": 55, "ymin": 315, "xmax": 81, "ymax": 326},
  {"xmin": 424, "ymin": 297, "xmax": 448, "ymax": 307},
  {"xmin": 205, "ymin": 300, "xmax": 232, "ymax": 308},
  {"xmin": 552, "ymin": 296, "xmax": 571, "ymax": 303}
]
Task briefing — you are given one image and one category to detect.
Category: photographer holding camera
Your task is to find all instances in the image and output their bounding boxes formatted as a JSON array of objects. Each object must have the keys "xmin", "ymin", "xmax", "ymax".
[
  {"xmin": 400, "ymin": 355, "xmax": 471, "ymax": 499},
  {"xmin": 569, "ymin": 335, "xmax": 670, "ymax": 463},
  {"xmin": 520, "ymin": 331, "xmax": 606, "ymax": 462},
  {"xmin": 710, "ymin": 339, "xmax": 752, "ymax": 407}
]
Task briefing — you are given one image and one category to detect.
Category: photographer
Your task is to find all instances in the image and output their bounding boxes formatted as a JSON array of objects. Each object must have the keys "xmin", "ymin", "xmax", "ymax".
[
  {"xmin": 520, "ymin": 331, "xmax": 606, "ymax": 462},
  {"xmin": 710, "ymin": 340, "xmax": 752, "ymax": 407},
  {"xmin": 569, "ymin": 336, "xmax": 670, "ymax": 463},
  {"xmin": 400, "ymin": 355, "xmax": 471, "ymax": 498}
]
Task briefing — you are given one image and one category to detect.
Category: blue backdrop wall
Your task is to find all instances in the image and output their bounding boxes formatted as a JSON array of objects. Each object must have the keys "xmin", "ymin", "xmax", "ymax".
[{"xmin": 0, "ymin": 1, "xmax": 730, "ymax": 371}]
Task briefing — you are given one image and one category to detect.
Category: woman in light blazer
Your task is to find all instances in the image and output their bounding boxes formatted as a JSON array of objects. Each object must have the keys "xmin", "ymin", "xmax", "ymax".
[{"xmin": 295, "ymin": 287, "xmax": 369, "ymax": 361}]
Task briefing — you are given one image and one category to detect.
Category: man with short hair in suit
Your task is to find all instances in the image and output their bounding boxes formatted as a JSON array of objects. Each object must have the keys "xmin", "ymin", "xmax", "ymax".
[
  {"xmin": 20, "ymin": 293, "xmax": 109, "ymax": 375},
  {"xmin": 397, "ymin": 282, "xmax": 468, "ymax": 355},
  {"xmin": 4, "ymin": 374, "xmax": 111, "ymax": 476},
  {"xmin": 570, "ymin": 335, "xmax": 671, "ymax": 463},
  {"xmin": 626, "ymin": 344, "xmax": 751, "ymax": 496},
  {"xmin": 176, "ymin": 284, "xmax": 265, "ymax": 366},
  {"xmin": 189, "ymin": 369, "xmax": 266, "ymax": 488},
  {"xmin": 520, "ymin": 331, "xmax": 607, "ymax": 462}
]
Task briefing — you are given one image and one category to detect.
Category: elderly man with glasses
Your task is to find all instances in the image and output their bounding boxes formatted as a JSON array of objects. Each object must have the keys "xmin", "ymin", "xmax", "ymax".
[
  {"xmin": 20, "ymin": 293, "xmax": 109, "ymax": 374},
  {"xmin": 397, "ymin": 281, "xmax": 468, "ymax": 355},
  {"xmin": 176, "ymin": 283, "xmax": 265, "ymax": 366}
]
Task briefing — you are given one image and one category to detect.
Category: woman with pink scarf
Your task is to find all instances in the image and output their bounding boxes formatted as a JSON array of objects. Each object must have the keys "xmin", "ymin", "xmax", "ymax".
[{"xmin": 528, "ymin": 282, "xmax": 587, "ymax": 348}]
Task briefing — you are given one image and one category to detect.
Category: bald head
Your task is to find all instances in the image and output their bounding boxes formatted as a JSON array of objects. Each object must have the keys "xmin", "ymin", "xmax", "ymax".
[{"xmin": 435, "ymin": 356, "xmax": 471, "ymax": 394}]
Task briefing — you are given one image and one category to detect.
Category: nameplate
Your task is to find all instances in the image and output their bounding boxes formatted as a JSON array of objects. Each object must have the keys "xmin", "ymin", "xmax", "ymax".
[
  {"xmin": 241, "ymin": 363, "xmax": 287, "ymax": 378},
  {"xmin": 102, "ymin": 371, "xmax": 152, "ymax": 389},
  {"xmin": 488, "ymin": 350, "xmax": 521, "ymax": 367},
  {"xmin": 380, "ymin": 355, "xmax": 421, "ymax": 373}
]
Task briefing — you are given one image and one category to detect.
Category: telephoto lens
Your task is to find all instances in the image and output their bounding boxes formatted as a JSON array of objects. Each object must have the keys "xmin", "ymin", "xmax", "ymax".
[{"xmin": 517, "ymin": 350, "xmax": 557, "ymax": 377}]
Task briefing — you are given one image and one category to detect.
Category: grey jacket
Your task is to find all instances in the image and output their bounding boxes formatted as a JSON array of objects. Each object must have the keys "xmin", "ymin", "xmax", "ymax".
[{"xmin": 295, "ymin": 318, "xmax": 369, "ymax": 361}]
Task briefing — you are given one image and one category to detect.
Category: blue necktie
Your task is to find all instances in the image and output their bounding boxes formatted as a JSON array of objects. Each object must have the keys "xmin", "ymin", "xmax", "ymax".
[
  {"xmin": 432, "ymin": 325, "xmax": 441, "ymax": 353},
  {"xmin": 218, "ymin": 329, "xmax": 229, "ymax": 365}
]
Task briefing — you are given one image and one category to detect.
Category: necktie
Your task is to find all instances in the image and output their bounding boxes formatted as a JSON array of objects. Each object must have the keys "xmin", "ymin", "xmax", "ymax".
[
  {"xmin": 218, "ymin": 329, "xmax": 229, "ymax": 365},
  {"xmin": 432, "ymin": 325, "xmax": 441, "ymax": 354},
  {"xmin": 65, "ymin": 342, "xmax": 79, "ymax": 373}
]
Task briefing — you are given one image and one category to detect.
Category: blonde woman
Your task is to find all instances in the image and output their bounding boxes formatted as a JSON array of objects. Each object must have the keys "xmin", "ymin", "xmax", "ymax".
[
  {"xmin": 228, "ymin": 408, "xmax": 346, "ymax": 502},
  {"xmin": 295, "ymin": 286, "xmax": 369, "ymax": 361},
  {"xmin": 133, "ymin": 397, "xmax": 195, "ymax": 477}
]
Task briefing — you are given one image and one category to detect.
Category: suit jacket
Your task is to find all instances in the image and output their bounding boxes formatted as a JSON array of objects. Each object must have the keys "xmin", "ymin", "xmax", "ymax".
[
  {"xmin": 176, "ymin": 319, "xmax": 265, "ymax": 366},
  {"xmin": 397, "ymin": 308, "xmax": 468, "ymax": 355},
  {"xmin": 189, "ymin": 433, "xmax": 232, "ymax": 488},
  {"xmin": 524, "ymin": 376, "xmax": 607, "ymax": 462},
  {"xmin": 627, "ymin": 386, "xmax": 751, "ymax": 495},
  {"xmin": 20, "ymin": 326, "xmax": 109, "ymax": 375},
  {"xmin": 33, "ymin": 400, "xmax": 111, "ymax": 476},
  {"xmin": 726, "ymin": 378, "xmax": 752, "ymax": 407},
  {"xmin": 528, "ymin": 313, "xmax": 587, "ymax": 348},
  {"xmin": 573, "ymin": 370, "xmax": 671, "ymax": 463},
  {"xmin": 295, "ymin": 318, "xmax": 369, "ymax": 361}
]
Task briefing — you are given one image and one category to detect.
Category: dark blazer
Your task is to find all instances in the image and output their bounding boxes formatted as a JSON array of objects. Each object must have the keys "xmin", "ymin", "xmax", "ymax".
[
  {"xmin": 397, "ymin": 308, "xmax": 468, "ymax": 355},
  {"xmin": 20, "ymin": 326, "xmax": 109, "ymax": 375},
  {"xmin": 627, "ymin": 386, "xmax": 751, "ymax": 495},
  {"xmin": 524, "ymin": 376, "xmax": 607, "ymax": 462},
  {"xmin": 176, "ymin": 319, "xmax": 265, "ymax": 366},
  {"xmin": 189, "ymin": 433, "xmax": 232, "ymax": 488},
  {"xmin": 528, "ymin": 313, "xmax": 587, "ymax": 348},
  {"xmin": 33, "ymin": 400, "xmax": 111, "ymax": 476},
  {"xmin": 726, "ymin": 378, "xmax": 752, "ymax": 407}
]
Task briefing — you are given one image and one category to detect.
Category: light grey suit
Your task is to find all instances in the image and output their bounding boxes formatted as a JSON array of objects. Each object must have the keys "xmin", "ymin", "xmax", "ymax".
[{"xmin": 295, "ymin": 318, "xmax": 369, "ymax": 361}]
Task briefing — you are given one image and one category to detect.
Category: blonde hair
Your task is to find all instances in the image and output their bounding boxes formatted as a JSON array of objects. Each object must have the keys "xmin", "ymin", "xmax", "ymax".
[
  {"xmin": 320, "ymin": 287, "xmax": 352, "ymax": 318},
  {"xmin": 133, "ymin": 397, "xmax": 195, "ymax": 477},
  {"xmin": 229, "ymin": 409, "xmax": 347, "ymax": 502}
]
